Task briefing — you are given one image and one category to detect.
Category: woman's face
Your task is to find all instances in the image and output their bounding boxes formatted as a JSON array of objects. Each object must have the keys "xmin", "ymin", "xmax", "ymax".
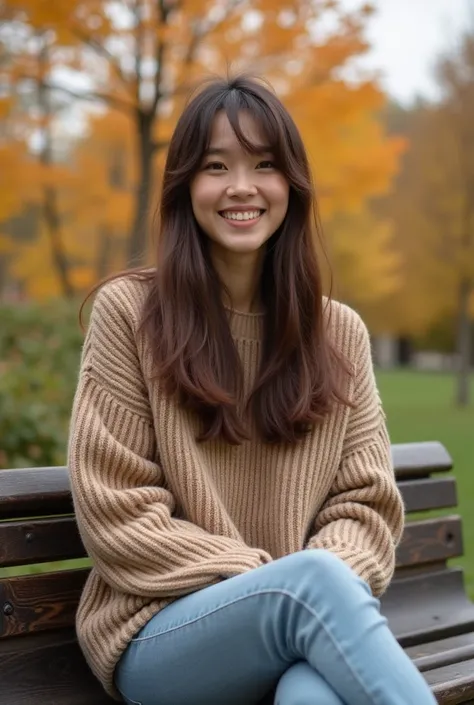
[{"xmin": 190, "ymin": 111, "xmax": 290, "ymax": 258}]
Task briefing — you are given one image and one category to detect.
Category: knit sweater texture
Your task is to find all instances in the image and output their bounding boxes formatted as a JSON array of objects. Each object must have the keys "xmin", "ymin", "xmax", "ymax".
[{"xmin": 68, "ymin": 275, "xmax": 404, "ymax": 700}]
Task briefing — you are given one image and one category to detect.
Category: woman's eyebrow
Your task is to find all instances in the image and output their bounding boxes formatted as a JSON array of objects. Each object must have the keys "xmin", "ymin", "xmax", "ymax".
[
  {"xmin": 204, "ymin": 147, "xmax": 229, "ymax": 156},
  {"xmin": 205, "ymin": 145, "xmax": 273, "ymax": 156}
]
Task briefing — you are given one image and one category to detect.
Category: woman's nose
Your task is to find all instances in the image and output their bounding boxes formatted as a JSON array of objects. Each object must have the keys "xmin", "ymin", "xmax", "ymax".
[{"xmin": 226, "ymin": 173, "xmax": 258, "ymax": 198}]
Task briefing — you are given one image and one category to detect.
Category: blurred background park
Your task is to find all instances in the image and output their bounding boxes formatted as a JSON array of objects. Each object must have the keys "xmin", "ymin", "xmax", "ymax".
[{"xmin": 0, "ymin": 0, "xmax": 473, "ymax": 591}]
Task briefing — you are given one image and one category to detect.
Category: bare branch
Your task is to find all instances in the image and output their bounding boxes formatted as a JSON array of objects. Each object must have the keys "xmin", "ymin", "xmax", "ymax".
[
  {"xmin": 132, "ymin": 0, "xmax": 143, "ymax": 105},
  {"xmin": 160, "ymin": 0, "xmax": 246, "ymax": 105},
  {"xmin": 150, "ymin": 0, "xmax": 169, "ymax": 115},
  {"xmin": 71, "ymin": 24, "xmax": 131, "ymax": 89},
  {"xmin": 45, "ymin": 82, "xmax": 136, "ymax": 113},
  {"xmin": 184, "ymin": 0, "xmax": 246, "ymax": 65}
]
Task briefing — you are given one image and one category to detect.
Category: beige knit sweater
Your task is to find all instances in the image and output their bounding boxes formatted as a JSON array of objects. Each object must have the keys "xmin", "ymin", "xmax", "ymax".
[{"xmin": 68, "ymin": 275, "xmax": 404, "ymax": 700}]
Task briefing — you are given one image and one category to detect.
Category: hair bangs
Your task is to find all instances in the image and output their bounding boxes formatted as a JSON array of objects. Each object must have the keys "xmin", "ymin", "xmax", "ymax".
[{"xmin": 221, "ymin": 89, "xmax": 282, "ymax": 159}]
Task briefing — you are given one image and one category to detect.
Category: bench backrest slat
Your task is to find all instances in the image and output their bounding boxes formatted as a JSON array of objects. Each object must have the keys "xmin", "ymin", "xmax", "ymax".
[
  {"xmin": 391, "ymin": 441, "xmax": 453, "ymax": 479},
  {"xmin": 0, "ymin": 517, "xmax": 86, "ymax": 568},
  {"xmin": 396, "ymin": 516, "xmax": 463, "ymax": 569},
  {"xmin": 0, "ymin": 569, "xmax": 89, "ymax": 638},
  {"xmin": 399, "ymin": 477, "xmax": 457, "ymax": 513},
  {"xmin": 0, "ymin": 440, "xmax": 454, "ymax": 518},
  {"xmin": 0, "ymin": 467, "xmax": 72, "ymax": 519}
]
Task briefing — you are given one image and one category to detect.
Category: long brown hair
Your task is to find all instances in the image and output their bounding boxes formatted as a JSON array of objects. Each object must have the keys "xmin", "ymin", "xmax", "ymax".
[{"xmin": 83, "ymin": 75, "xmax": 351, "ymax": 444}]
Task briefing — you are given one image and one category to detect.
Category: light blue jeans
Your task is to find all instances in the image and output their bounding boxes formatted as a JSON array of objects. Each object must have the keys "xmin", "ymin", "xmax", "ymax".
[{"xmin": 114, "ymin": 550, "xmax": 436, "ymax": 705}]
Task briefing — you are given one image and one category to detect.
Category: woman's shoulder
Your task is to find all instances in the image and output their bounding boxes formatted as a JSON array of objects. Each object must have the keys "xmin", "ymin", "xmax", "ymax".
[
  {"xmin": 322, "ymin": 296, "xmax": 369, "ymax": 353},
  {"xmin": 92, "ymin": 270, "xmax": 154, "ymax": 332}
]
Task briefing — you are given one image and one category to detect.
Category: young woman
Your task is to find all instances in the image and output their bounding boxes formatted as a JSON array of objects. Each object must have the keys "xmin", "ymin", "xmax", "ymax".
[{"xmin": 68, "ymin": 75, "xmax": 436, "ymax": 705}]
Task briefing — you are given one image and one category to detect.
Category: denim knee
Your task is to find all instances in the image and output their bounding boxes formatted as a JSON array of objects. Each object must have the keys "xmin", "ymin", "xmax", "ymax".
[
  {"xmin": 275, "ymin": 549, "xmax": 372, "ymax": 605},
  {"xmin": 281, "ymin": 549, "xmax": 350, "ymax": 583},
  {"xmin": 275, "ymin": 661, "xmax": 343, "ymax": 705}
]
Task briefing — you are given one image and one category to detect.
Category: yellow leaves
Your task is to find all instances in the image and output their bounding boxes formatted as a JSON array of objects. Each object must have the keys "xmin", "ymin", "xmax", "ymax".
[
  {"xmin": 4, "ymin": 0, "xmax": 74, "ymax": 31},
  {"xmin": 9, "ymin": 225, "xmax": 62, "ymax": 299},
  {"xmin": 0, "ymin": 233, "xmax": 15, "ymax": 255},
  {"xmin": 379, "ymin": 94, "xmax": 474, "ymax": 335},
  {"xmin": 0, "ymin": 97, "xmax": 14, "ymax": 120},
  {"xmin": 0, "ymin": 142, "xmax": 37, "ymax": 219},
  {"xmin": 327, "ymin": 209, "xmax": 401, "ymax": 306},
  {"xmin": 2, "ymin": 0, "xmax": 406, "ymax": 310},
  {"xmin": 288, "ymin": 81, "xmax": 406, "ymax": 218}
]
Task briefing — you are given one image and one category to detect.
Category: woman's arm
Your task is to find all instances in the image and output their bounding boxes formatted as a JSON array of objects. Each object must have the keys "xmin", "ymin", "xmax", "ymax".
[
  {"xmin": 68, "ymin": 282, "xmax": 271, "ymax": 598},
  {"xmin": 306, "ymin": 312, "xmax": 404, "ymax": 596}
]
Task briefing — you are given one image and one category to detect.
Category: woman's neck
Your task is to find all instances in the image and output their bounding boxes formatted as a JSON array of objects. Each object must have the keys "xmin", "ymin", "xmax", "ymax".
[{"xmin": 211, "ymin": 246, "xmax": 264, "ymax": 314}]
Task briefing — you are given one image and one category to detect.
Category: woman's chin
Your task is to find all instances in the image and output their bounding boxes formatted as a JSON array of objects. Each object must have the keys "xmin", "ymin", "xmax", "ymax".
[{"xmin": 211, "ymin": 232, "xmax": 271, "ymax": 256}]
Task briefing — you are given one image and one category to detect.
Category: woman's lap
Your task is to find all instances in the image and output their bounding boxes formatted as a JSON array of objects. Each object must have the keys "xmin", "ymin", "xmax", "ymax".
[{"xmin": 114, "ymin": 549, "xmax": 435, "ymax": 705}]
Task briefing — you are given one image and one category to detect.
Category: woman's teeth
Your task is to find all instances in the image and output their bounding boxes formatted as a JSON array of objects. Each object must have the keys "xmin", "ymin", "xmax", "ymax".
[{"xmin": 221, "ymin": 210, "xmax": 262, "ymax": 221}]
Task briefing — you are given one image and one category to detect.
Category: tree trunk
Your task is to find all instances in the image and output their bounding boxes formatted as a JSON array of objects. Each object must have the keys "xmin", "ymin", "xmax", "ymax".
[
  {"xmin": 38, "ymin": 38, "xmax": 74, "ymax": 298},
  {"xmin": 127, "ymin": 112, "xmax": 154, "ymax": 265},
  {"xmin": 43, "ymin": 186, "xmax": 74, "ymax": 298},
  {"xmin": 454, "ymin": 277, "xmax": 472, "ymax": 407},
  {"xmin": 96, "ymin": 225, "xmax": 114, "ymax": 280}
]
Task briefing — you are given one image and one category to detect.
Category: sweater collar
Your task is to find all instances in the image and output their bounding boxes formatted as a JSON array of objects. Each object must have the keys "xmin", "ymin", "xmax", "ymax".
[{"xmin": 226, "ymin": 308, "xmax": 264, "ymax": 342}]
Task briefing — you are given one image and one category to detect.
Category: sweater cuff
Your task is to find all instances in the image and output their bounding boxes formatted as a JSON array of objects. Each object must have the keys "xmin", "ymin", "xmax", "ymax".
[{"xmin": 305, "ymin": 537, "xmax": 392, "ymax": 596}]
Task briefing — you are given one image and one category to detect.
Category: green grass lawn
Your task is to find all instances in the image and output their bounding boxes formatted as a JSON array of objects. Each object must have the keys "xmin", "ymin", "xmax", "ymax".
[{"xmin": 376, "ymin": 369, "xmax": 474, "ymax": 599}]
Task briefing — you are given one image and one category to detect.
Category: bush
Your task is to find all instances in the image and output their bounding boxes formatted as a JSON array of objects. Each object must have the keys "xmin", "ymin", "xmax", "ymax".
[{"xmin": 0, "ymin": 299, "xmax": 84, "ymax": 468}]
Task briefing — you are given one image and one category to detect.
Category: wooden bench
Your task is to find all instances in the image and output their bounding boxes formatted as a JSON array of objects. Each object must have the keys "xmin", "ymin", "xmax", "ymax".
[{"xmin": 1, "ymin": 441, "xmax": 474, "ymax": 705}]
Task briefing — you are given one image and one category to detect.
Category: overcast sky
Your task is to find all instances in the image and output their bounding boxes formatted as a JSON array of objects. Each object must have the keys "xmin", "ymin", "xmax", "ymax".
[{"xmin": 343, "ymin": 0, "xmax": 473, "ymax": 104}]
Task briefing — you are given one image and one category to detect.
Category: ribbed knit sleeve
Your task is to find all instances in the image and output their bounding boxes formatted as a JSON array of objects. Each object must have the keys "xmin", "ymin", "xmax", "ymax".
[
  {"xmin": 68, "ymin": 283, "xmax": 271, "ymax": 599},
  {"xmin": 306, "ymin": 312, "xmax": 404, "ymax": 596}
]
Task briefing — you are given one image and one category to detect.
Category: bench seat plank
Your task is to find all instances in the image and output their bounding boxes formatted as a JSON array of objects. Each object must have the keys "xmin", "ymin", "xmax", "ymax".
[
  {"xmin": 0, "ymin": 629, "xmax": 114, "ymax": 705},
  {"xmin": 424, "ymin": 658, "xmax": 474, "ymax": 705},
  {"xmin": 411, "ymin": 636, "xmax": 474, "ymax": 673},
  {"xmin": 406, "ymin": 634, "xmax": 474, "ymax": 661},
  {"xmin": 381, "ymin": 568, "xmax": 474, "ymax": 647}
]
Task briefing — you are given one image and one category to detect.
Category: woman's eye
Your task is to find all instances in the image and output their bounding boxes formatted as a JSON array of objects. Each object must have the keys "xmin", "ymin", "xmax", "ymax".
[
  {"xmin": 204, "ymin": 162, "xmax": 227, "ymax": 171},
  {"xmin": 257, "ymin": 160, "xmax": 275, "ymax": 169}
]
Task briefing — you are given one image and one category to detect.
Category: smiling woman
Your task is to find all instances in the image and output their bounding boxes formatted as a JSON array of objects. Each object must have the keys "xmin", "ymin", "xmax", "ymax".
[
  {"xmin": 190, "ymin": 111, "xmax": 289, "ymax": 279},
  {"xmin": 69, "ymin": 75, "xmax": 436, "ymax": 705}
]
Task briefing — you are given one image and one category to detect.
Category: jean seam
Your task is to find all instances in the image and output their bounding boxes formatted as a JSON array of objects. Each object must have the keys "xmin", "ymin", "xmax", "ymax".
[
  {"xmin": 131, "ymin": 586, "xmax": 376, "ymax": 703},
  {"xmin": 115, "ymin": 684, "xmax": 143, "ymax": 705},
  {"xmin": 285, "ymin": 591, "xmax": 379, "ymax": 704}
]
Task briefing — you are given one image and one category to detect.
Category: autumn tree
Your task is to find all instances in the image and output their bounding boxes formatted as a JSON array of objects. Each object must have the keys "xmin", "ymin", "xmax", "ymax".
[
  {"xmin": 380, "ymin": 34, "xmax": 474, "ymax": 405},
  {"xmin": 438, "ymin": 34, "xmax": 474, "ymax": 404},
  {"xmin": 4, "ymin": 107, "xmax": 137, "ymax": 299},
  {"xmin": 2, "ymin": 2, "xmax": 400, "ymax": 248}
]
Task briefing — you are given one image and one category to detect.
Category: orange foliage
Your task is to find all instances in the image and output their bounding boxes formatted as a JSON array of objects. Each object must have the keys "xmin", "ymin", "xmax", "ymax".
[{"xmin": 1, "ymin": 0, "xmax": 402, "ymax": 310}]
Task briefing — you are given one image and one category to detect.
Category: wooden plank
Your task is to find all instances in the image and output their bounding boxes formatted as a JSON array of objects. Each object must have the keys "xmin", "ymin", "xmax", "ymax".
[
  {"xmin": 381, "ymin": 568, "xmax": 474, "ymax": 647},
  {"xmin": 406, "ymin": 633, "xmax": 474, "ymax": 663},
  {"xmin": 0, "ymin": 628, "xmax": 114, "ymax": 705},
  {"xmin": 0, "ymin": 467, "xmax": 72, "ymax": 519},
  {"xmin": 393, "ymin": 442, "xmax": 452, "ymax": 479},
  {"xmin": 0, "ymin": 441, "xmax": 452, "ymax": 518},
  {"xmin": 396, "ymin": 516, "xmax": 463, "ymax": 568},
  {"xmin": 424, "ymin": 658, "xmax": 474, "ymax": 705},
  {"xmin": 0, "ymin": 517, "xmax": 86, "ymax": 568},
  {"xmin": 415, "ymin": 643, "xmax": 474, "ymax": 673},
  {"xmin": 400, "ymin": 477, "xmax": 457, "ymax": 513},
  {"xmin": 0, "ymin": 569, "xmax": 89, "ymax": 638}
]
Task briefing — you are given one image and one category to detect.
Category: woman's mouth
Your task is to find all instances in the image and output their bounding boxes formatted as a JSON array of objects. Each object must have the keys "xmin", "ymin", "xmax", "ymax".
[{"xmin": 218, "ymin": 209, "xmax": 266, "ymax": 226}]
